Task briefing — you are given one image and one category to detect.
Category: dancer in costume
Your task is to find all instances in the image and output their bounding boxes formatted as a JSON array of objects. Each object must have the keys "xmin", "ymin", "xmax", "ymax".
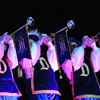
[
  {"xmin": 62, "ymin": 36, "xmax": 100, "ymax": 100},
  {"xmin": 0, "ymin": 32, "xmax": 22, "ymax": 100}
]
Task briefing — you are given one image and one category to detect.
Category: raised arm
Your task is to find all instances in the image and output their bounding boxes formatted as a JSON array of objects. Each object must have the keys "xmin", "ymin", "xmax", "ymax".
[
  {"xmin": 87, "ymin": 38, "xmax": 100, "ymax": 72},
  {"xmin": 90, "ymin": 47, "xmax": 100, "ymax": 72},
  {"xmin": 43, "ymin": 35, "xmax": 59, "ymax": 72},
  {"xmin": 0, "ymin": 32, "xmax": 7, "ymax": 61},
  {"xmin": 5, "ymin": 34, "xmax": 18, "ymax": 69},
  {"xmin": 30, "ymin": 40, "xmax": 41, "ymax": 66}
]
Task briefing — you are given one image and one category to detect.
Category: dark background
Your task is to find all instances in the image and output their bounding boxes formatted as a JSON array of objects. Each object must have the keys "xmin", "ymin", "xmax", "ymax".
[
  {"xmin": 0, "ymin": 1, "xmax": 100, "ymax": 38},
  {"xmin": 1, "ymin": 1, "xmax": 100, "ymax": 100}
]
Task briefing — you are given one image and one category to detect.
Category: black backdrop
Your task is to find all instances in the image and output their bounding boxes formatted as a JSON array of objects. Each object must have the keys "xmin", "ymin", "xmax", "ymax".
[{"xmin": 0, "ymin": 1, "xmax": 100, "ymax": 38}]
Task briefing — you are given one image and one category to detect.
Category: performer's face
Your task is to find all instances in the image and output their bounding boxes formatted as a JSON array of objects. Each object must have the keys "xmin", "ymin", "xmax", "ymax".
[{"xmin": 87, "ymin": 38, "xmax": 96, "ymax": 49}]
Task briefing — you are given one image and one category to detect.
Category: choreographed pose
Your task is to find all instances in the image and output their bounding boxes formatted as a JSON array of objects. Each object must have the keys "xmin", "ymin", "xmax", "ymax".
[
  {"xmin": 62, "ymin": 36, "xmax": 100, "ymax": 100},
  {"xmin": 0, "ymin": 33, "xmax": 22, "ymax": 100}
]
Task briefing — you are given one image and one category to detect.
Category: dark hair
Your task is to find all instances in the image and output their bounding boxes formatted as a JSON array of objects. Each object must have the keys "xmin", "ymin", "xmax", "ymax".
[
  {"xmin": 69, "ymin": 37, "xmax": 81, "ymax": 47},
  {"xmin": 29, "ymin": 35, "xmax": 39, "ymax": 41},
  {"xmin": 28, "ymin": 29, "xmax": 40, "ymax": 42}
]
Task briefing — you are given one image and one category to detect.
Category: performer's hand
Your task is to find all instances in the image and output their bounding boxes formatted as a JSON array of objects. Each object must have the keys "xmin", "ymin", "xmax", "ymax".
[
  {"xmin": 19, "ymin": 58, "xmax": 32, "ymax": 79},
  {"xmin": 42, "ymin": 34, "xmax": 54, "ymax": 48},
  {"xmin": 38, "ymin": 33, "xmax": 48, "ymax": 45},
  {"xmin": 87, "ymin": 38, "xmax": 97, "ymax": 49},
  {"xmin": 5, "ymin": 35, "xmax": 14, "ymax": 47}
]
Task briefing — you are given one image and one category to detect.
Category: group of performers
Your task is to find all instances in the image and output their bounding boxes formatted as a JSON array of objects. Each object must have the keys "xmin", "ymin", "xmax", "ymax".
[{"xmin": 0, "ymin": 22, "xmax": 100, "ymax": 100}]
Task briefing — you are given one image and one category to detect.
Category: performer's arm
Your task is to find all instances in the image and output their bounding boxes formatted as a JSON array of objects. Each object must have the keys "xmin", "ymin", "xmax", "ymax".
[
  {"xmin": 43, "ymin": 35, "xmax": 59, "ymax": 72},
  {"xmin": 5, "ymin": 35, "xmax": 18, "ymax": 69},
  {"xmin": 0, "ymin": 43, "xmax": 4, "ymax": 61},
  {"xmin": 0, "ymin": 33, "xmax": 7, "ymax": 61},
  {"xmin": 31, "ymin": 40, "xmax": 41, "ymax": 66},
  {"xmin": 90, "ymin": 48, "xmax": 100, "ymax": 72},
  {"xmin": 87, "ymin": 38, "xmax": 100, "ymax": 72},
  {"xmin": 71, "ymin": 46, "xmax": 85, "ymax": 70}
]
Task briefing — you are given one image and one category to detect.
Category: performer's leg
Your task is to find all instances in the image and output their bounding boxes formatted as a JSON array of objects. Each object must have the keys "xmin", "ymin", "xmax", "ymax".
[
  {"xmin": 29, "ymin": 94, "xmax": 59, "ymax": 100},
  {"xmin": 0, "ymin": 96, "xmax": 19, "ymax": 100},
  {"xmin": 37, "ymin": 94, "xmax": 59, "ymax": 100}
]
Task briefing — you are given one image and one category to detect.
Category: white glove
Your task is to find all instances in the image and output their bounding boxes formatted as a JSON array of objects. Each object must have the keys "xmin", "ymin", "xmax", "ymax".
[{"xmin": 42, "ymin": 34, "xmax": 54, "ymax": 49}]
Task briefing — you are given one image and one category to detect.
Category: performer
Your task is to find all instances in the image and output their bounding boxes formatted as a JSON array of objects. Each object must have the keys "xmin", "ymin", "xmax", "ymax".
[
  {"xmin": 62, "ymin": 36, "xmax": 100, "ymax": 100},
  {"xmin": 19, "ymin": 29, "xmax": 61, "ymax": 100},
  {"xmin": 0, "ymin": 32, "xmax": 22, "ymax": 100}
]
